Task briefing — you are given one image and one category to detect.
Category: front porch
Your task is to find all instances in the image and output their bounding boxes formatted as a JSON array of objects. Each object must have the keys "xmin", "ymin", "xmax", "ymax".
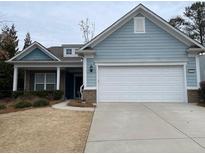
[{"xmin": 12, "ymin": 66, "xmax": 83, "ymax": 99}]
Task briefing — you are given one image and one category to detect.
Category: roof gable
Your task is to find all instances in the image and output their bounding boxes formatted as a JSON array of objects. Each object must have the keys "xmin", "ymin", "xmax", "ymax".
[
  {"xmin": 17, "ymin": 48, "xmax": 54, "ymax": 61},
  {"xmin": 93, "ymin": 15, "xmax": 188, "ymax": 61},
  {"xmin": 80, "ymin": 4, "xmax": 205, "ymax": 51},
  {"xmin": 8, "ymin": 41, "xmax": 61, "ymax": 62}
]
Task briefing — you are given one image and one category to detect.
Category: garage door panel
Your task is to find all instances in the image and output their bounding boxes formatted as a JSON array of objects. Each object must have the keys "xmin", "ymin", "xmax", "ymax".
[
  {"xmin": 98, "ymin": 66, "xmax": 185, "ymax": 103},
  {"xmin": 99, "ymin": 91, "xmax": 185, "ymax": 102}
]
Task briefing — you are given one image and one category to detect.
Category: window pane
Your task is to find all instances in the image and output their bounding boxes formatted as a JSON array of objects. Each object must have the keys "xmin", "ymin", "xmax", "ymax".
[
  {"xmin": 46, "ymin": 73, "xmax": 56, "ymax": 83},
  {"xmin": 66, "ymin": 48, "xmax": 72, "ymax": 54},
  {"xmin": 35, "ymin": 73, "xmax": 44, "ymax": 83},
  {"xmin": 36, "ymin": 84, "xmax": 44, "ymax": 91},
  {"xmin": 46, "ymin": 84, "xmax": 56, "ymax": 90}
]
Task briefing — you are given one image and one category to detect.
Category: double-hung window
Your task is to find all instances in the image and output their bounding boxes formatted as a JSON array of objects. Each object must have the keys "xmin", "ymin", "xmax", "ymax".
[{"xmin": 34, "ymin": 73, "xmax": 56, "ymax": 91}]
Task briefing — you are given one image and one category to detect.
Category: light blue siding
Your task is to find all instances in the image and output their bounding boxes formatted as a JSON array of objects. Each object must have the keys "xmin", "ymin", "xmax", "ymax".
[
  {"xmin": 94, "ymin": 16, "xmax": 188, "ymax": 60},
  {"xmin": 86, "ymin": 15, "xmax": 197, "ymax": 87},
  {"xmin": 186, "ymin": 57, "xmax": 197, "ymax": 87},
  {"xmin": 18, "ymin": 48, "xmax": 54, "ymax": 61},
  {"xmin": 87, "ymin": 58, "xmax": 96, "ymax": 87}
]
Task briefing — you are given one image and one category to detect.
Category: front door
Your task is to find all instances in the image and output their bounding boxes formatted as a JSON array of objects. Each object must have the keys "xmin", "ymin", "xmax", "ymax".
[{"xmin": 74, "ymin": 75, "xmax": 83, "ymax": 98}]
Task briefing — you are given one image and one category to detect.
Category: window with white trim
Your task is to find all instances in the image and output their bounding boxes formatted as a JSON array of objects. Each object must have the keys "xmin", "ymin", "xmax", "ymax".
[
  {"xmin": 134, "ymin": 17, "xmax": 145, "ymax": 33},
  {"xmin": 34, "ymin": 73, "xmax": 56, "ymax": 91},
  {"xmin": 63, "ymin": 48, "xmax": 77, "ymax": 57}
]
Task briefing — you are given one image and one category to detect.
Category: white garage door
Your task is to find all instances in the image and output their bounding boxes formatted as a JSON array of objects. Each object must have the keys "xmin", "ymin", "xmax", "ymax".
[{"xmin": 98, "ymin": 66, "xmax": 186, "ymax": 103}]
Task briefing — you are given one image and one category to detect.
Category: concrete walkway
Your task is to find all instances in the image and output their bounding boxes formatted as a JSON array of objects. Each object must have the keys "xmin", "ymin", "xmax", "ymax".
[
  {"xmin": 52, "ymin": 101, "xmax": 95, "ymax": 112},
  {"xmin": 85, "ymin": 102, "xmax": 205, "ymax": 152}
]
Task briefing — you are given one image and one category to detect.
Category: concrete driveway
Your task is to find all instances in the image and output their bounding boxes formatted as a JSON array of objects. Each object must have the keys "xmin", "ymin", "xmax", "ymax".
[{"xmin": 85, "ymin": 103, "xmax": 205, "ymax": 152}]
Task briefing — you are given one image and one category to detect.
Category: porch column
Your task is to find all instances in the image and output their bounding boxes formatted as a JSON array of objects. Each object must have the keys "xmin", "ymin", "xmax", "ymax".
[
  {"xmin": 56, "ymin": 67, "xmax": 60, "ymax": 90},
  {"xmin": 13, "ymin": 66, "xmax": 18, "ymax": 91}
]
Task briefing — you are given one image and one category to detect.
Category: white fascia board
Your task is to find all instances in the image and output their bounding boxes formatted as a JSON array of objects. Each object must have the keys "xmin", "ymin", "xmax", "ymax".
[
  {"xmin": 15, "ymin": 64, "xmax": 82, "ymax": 68},
  {"xmin": 7, "ymin": 61, "xmax": 82, "ymax": 64},
  {"xmin": 35, "ymin": 42, "xmax": 61, "ymax": 61},
  {"xmin": 79, "ymin": 5, "xmax": 142, "ymax": 50},
  {"xmin": 7, "ymin": 42, "xmax": 61, "ymax": 62},
  {"xmin": 79, "ymin": 4, "xmax": 205, "ymax": 51},
  {"xmin": 140, "ymin": 7, "xmax": 205, "ymax": 49},
  {"xmin": 7, "ymin": 42, "xmax": 37, "ymax": 61}
]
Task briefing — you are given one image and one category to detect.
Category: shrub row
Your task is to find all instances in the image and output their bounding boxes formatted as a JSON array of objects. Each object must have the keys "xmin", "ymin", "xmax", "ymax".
[
  {"xmin": 15, "ymin": 101, "xmax": 32, "ymax": 108},
  {"xmin": 15, "ymin": 98, "xmax": 49, "ymax": 109},
  {"xmin": 0, "ymin": 91, "xmax": 12, "ymax": 99},
  {"xmin": 0, "ymin": 104, "xmax": 6, "ymax": 110},
  {"xmin": 12, "ymin": 90, "xmax": 63, "ymax": 100}
]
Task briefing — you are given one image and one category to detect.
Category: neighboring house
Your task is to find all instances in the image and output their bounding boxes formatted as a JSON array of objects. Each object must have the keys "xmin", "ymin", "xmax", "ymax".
[{"xmin": 7, "ymin": 4, "xmax": 205, "ymax": 103}]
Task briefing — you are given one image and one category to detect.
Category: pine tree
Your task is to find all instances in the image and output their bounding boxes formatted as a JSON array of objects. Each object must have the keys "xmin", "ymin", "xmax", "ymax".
[
  {"xmin": 0, "ymin": 24, "xmax": 19, "ymax": 58},
  {"xmin": 169, "ymin": 2, "xmax": 205, "ymax": 45},
  {"xmin": 184, "ymin": 2, "xmax": 205, "ymax": 45},
  {"xmin": 0, "ymin": 24, "xmax": 19, "ymax": 97},
  {"xmin": 23, "ymin": 32, "xmax": 32, "ymax": 50}
]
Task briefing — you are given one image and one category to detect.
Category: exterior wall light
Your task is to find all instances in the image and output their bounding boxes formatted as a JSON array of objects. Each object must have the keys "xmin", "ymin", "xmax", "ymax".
[{"xmin": 89, "ymin": 64, "xmax": 94, "ymax": 72}]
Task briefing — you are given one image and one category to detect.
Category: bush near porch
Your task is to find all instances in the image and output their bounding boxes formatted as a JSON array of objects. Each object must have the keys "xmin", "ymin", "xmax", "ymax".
[
  {"xmin": 12, "ymin": 90, "xmax": 63, "ymax": 100},
  {"xmin": 0, "ymin": 90, "xmax": 64, "ymax": 114}
]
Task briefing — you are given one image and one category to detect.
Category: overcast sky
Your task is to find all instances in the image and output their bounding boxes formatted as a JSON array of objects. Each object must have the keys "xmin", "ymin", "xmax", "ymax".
[{"xmin": 0, "ymin": 1, "xmax": 193, "ymax": 50}]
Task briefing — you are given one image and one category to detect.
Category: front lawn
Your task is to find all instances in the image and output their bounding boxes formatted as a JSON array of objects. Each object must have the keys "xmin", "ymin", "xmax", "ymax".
[{"xmin": 0, "ymin": 107, "xmax": 93, "ymax": 152}]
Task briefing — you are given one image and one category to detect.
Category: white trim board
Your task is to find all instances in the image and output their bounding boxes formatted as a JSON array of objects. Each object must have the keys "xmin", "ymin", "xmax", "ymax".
[
  {"xmin": 196, "ymin": 55, "xmax": 201, "ymax": 88},
  {"xmin": 84, "ymin": 87, "xmax": 96, "ymax": 90},
  {"xmin": 96, "ymin": 63, "xmax": 188, "ymax": 103},
  {"xmin": 79, "ymin": 4, "xmax": 205, "ymax": 51},
  {"xmin": 7, "ymin": 41, "xmax": 61, "ymax": 62},
  {"xmin": 83, "ymin": 57, "xmax": 87, "ymax": 87},
  {"xmin": 14, "ymin": 64, "xmax": 82, "ymax": 68},
  {"xmin": 95, "ymin": 62, "xmax": 187, "ymax": 66}
]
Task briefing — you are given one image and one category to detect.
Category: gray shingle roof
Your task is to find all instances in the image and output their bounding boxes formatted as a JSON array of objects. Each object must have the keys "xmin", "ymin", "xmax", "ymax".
[{"xmin": 48, "ymin": 44, "xmax": 83, "ymax": 61}]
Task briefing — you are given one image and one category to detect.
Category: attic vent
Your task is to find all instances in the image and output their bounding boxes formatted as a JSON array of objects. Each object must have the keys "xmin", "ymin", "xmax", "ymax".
[{"xmin": 134, "ymin": 17, "xmax": 145, "ymax": 33}]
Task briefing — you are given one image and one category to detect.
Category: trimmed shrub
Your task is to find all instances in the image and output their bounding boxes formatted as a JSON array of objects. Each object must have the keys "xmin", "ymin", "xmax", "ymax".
[
  {"xmin": 12, "ymin": 90, "xmax": 63, "ymax": 100},
  {"xmin": 33, "ymin": 98, "xmax": 49, "ymax": 107},
  {"xmin": 30, "ymin": 91, "xmax": 52, "ymax": 98},
  {"xmin": 0, "ymin": 104, "xmax": 6, "ymax": 110},
  {"xmin": 53, "ymin": 90, "xmax": 63, "ymax": 100},
  {"xmin": 12, "ymin": 91, "xmax": 24, "ymax": 99},
  {"xmin": 0, "ymin": 90, "xmax": 12, "ymax": 99},
  {"xmin": 15, "ymin": 101, "xmax": 32, "ymax": 109}
]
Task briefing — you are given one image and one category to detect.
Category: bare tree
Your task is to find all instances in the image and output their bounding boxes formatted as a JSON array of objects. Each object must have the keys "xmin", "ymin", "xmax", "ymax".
[{"xmin": 79, "ymin": 18, "xmax": 95, "ymax": 43}]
